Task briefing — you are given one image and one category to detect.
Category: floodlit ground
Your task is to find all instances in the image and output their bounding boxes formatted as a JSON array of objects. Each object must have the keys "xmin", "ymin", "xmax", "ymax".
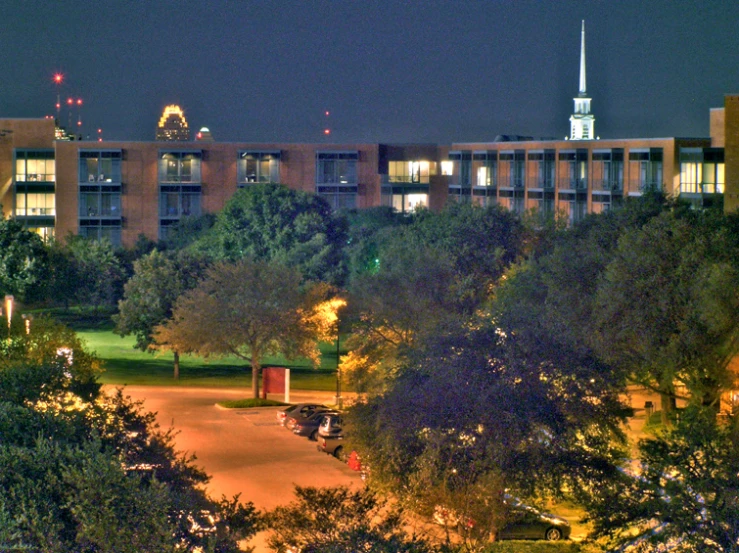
[{"xmin": 115, "ymin": 386, "xmax": 360, "ymax": 553}]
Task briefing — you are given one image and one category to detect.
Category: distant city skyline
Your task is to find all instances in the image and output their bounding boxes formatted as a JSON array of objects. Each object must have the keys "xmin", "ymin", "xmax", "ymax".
[{"xmin": 1, "ymin": 0, "xmax": 737, "ymax": 143}]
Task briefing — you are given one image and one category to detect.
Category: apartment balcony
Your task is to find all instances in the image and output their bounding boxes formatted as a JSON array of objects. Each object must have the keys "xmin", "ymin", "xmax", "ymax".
[
  {"xmin": 628, "ymin": 180, "xmax": 662, "ymax": 193},
  {"xmin": 560, "ymin": 178, "xmax": 588, "ymax": 191},
  {"xmin": 528, "ymin": 179, "xmax": 555, "ymax": 190},
  {"xmin": 592, "ymin": 179, "xmax": 623, "ymax": 192}
]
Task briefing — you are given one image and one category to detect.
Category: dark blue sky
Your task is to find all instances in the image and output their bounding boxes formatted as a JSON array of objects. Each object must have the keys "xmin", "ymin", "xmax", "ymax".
[{"xmin": 1, "ymin": 0, "xmax": 737, "ymax": 143}]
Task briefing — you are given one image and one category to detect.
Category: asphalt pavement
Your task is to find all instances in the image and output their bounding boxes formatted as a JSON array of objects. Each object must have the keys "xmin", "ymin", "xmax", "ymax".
[{"xmin": 110, "ymin": 386, "xmax": 361, "ymax": 552}]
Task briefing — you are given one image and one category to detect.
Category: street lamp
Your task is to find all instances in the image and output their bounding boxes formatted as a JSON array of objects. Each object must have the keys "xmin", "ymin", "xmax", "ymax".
[
  {"xmin": 4, "ymin": 295, "xmax": 13, "ymax": 338},
  {"xmin": 335, "ymin": 326, "xmax": 342, "ymax": 409}
]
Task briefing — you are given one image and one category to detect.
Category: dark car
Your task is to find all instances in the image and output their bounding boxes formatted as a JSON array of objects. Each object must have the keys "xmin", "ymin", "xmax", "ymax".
[
  {"xmin": 498, "ymin": 505, "xmax": 571, "ymax": 541},
  {"xmin": 277, "ymin": 403, "xmax": 328, "ymax": 427},
  {"xmin": 293, "ymin": 410, "xmax": 340, "ymax": 440},
  {"xmin": 434, "ymin": 503, "xmax": 570, "ymax": 541}
]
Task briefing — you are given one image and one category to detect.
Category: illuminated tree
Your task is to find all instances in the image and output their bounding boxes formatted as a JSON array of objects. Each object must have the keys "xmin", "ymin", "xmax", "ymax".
[
  {"xmin": 349, "ymin": 313, "xmax": 629, "ymax": 541},
  {"xmin": 0, "ymin": 317, "xmax": 259, "ymax": 552},
  {"xmin": 0, "ymin": 218, "xmax": 48, "ymax": 302},
  {"xmin": 154, "ymin": 259, "xmax": 336, "ymax": 398}
]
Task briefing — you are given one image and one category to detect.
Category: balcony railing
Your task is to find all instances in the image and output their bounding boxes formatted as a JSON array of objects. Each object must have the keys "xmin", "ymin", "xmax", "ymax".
[
  {"xmin": 529, "ymin": 178, "xmax": 555, "ymax": 189},
  {"xmin": 629, "ymin": 180, "xmax": 661, "ymax": 192},
  {"xmin": 16, "ymin": 173, "xmax": 55, "ymax": 182},
  {"xmin": 592, "ymin": 179, "xmax": 622, "ymax": 192},
  {"xmin": 561, "ymin": 178, "xmax": 587, "ymax": 190},
  {"xmin": 16, "ymin": 208, "xmax": 55, "ymax": 216}
]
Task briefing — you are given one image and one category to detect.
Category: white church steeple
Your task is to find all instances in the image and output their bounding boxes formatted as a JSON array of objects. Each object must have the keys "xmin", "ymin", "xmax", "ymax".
[{"xmin": 569, "ymin": 20, "xmax": 595, "ymax": 140}]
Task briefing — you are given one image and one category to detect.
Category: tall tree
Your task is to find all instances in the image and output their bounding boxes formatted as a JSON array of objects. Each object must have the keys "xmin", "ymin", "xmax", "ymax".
[
  {"xmin": 592, "ymin": 211, "xmax": 739, "ymax": 421},
  {"xmin": 0, "ymin": 218, "xmax": 48, "ymax": 302},
  {"xmin": 349, "ymin": 314, "xmax": 629, "ymax": 542},
  {"xmin": 343, "ymin": 241, "xmax": 461, "ymax": 395},
  {"xmin": 201, "ymin": 183, "xmax": 348, "ymax": 285},
  {"xmin": 0, "ymin": 315, "xmax": 259, "ymax": 552},
  {"xmin": 66, "ymin": 236, "xmax": 126, "ymax": 312},
  {"xmin": 113, "ymin": 250, "xmax": 210, "ymax": 379},
  {"xmin": 584, "ymin": 406, "xmax": 739, "ymax": 553},
  {"xmin": 154, "ymin": 259, "xmax": 331, "ymax": 398}
]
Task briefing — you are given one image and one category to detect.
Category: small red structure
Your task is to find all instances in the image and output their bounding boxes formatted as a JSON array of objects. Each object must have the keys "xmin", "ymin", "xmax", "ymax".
[
  {"xmin": 262, "ymin": 367, "xmax": 290, "ymax": 401},
  {"xmin": 347, "ymin": 451, "xmax": 362, "ymax": 472}
]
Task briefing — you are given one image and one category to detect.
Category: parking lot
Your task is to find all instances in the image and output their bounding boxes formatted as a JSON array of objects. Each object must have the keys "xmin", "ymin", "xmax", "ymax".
[{"xmin": 117, "ymin": 386, "xmax": 361, "ymax": 551}]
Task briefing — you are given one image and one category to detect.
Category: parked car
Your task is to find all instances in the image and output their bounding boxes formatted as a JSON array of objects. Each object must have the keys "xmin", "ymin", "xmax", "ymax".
[
  {"xmin": 277, "ymin": 403, "xmax": 328, "ymax": 427},
  {"xmin": 317, "ymin": 413, "xmax": 343, "ymax": 438},
  {"xmin": 293, "ymin": 410, "xmax": 340, "ymax": 440},
  {"xmin": 285, "ymin": 406, "xmax": 334, "ymax": 431},
  {"xmin": 433, "ymin": 503, "xmax": 571, "ymax": 541},
  {"xmin": 317, "ymin": 434, "xmax": 347, "ymax": 460}
]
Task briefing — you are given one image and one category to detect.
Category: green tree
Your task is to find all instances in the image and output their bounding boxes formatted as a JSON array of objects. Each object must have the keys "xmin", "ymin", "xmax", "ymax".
[
  {"xmin": 0, "ymin": 316, "xmax": 260, "ymax": 552},
  {"xmin": 66, "ymin": 236, "xmax": 126, "ymax": 312},
  {"xmin": 592, "ymin": 211, "xmax": 739, "ymax": 421},
  {"xmin": 0, "ymin": 217, "xmax": 48, "ymax": 302},
  {"xmin": 343, "ymin": 241, "xmax": 461, "ymax": 395},
  {"xmin": 163, "ymin": 213, "xmax": 216, "ymax": 251},
  {"xmin": 584, "ymin": 406, "xmax": 739, "ymax": 553},
  {"xmin": 114, "ymin": 250, "xmax": 210, "ymax": 378},
  {"xmin": 266, "ymin": 486, "xmax": 444, "ymax": 553},
  {"xmin": 344, "ymin": 206, "xmax": 409, "ymax": 279},
  {"xmin": 154, "ymin": 259, "xmax": 329, "ymax": 398},
  {"xmin": 349, "ymin": 314, "xmax": 629, "ymax": 543},
  {"xmin": 201, "ymin": 183, "xmax": 348, "ymax": 284}
]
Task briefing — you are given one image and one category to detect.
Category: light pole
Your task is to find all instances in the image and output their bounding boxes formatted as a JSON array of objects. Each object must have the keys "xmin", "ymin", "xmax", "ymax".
[
  {"xmin": 4, "ymin": 295, "xmax": 13, "ymax": 339},
  {"xmin": 334, "ymin": 322, "xmax": 342, "ymax": 409}
]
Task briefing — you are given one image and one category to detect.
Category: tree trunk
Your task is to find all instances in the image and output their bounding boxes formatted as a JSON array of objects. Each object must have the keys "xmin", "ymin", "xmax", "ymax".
[
  {"xmin": 252, "ymin": 357, "xmax": 260, "ymax": 399},
  {"xmin": 173, "ymin": 350, "xmax": 180, "ymax": 380}
]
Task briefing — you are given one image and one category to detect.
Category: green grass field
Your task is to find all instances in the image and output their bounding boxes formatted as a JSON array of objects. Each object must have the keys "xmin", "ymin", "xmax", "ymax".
[{"xmin": 62, "ymin": 311, "xmax": 341, "ymax": 390}]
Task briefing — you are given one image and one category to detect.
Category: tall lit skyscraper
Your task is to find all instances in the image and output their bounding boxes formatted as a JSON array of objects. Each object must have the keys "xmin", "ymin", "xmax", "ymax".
[{"xmin": 156, "ymin": 105, "xmax": 190, "ymax": 141}]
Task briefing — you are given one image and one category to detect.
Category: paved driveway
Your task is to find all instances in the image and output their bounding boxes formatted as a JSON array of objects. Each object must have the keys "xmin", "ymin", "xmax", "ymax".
[{"xmin": 113, "ymin": 386, "xmax": 361, "ymax": 551}]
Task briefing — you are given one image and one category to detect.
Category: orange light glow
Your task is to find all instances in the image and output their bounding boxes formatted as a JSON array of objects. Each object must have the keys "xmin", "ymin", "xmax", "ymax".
[
  {"xmin": 53, "ymin": 73, "xmax": 63, "ymax": 84},
  {"xmin": 325, "ymin": 111, "xmax": 330, "ymax": 116},
  {"xmin": 324, "ymin": 129, "xmax": 331, "ymax": 135},
  {"xmin": 67, "ymin": 98, "xmax": 73, "ymax": 105},
  {"xmin": 77, "ymin": 99, "xmax": 82, "ymax": 105}
]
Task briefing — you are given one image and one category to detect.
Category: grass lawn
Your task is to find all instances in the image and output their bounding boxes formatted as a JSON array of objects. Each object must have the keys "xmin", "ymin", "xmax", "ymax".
[{"xmin": 74, "ymin": 324, "xmax": 340, "ymax": 390}]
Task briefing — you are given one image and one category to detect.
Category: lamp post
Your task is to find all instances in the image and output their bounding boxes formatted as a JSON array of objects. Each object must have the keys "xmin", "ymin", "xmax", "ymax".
[
  {"xmin": 334, "ymin": 322, "xmax": 342, "ymax": 409},
  {"xmin": 4, "ymin": 295, "xmax": 13, "ymax": 339}
]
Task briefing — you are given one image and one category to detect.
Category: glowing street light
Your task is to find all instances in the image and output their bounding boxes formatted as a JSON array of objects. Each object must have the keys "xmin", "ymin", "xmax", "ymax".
[{"xmin": 4, "ymin": 295, "xmax": 13, "ymax": 338}]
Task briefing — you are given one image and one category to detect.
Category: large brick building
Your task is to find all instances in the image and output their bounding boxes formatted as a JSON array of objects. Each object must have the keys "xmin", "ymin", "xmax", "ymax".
[
  {"xmin": 0, "ymin": 99, "xmax": 734, "ymax": 249},
  {"xmin": 1, "ymin": 21, "xmax": 736, "ymax": 248}
]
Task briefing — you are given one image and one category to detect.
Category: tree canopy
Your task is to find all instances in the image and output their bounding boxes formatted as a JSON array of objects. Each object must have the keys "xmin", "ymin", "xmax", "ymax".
[
  {"xmin": 200, "ymin": 183, "xmax": 348, "ymax": 285},
  {"xmin": 349, "ymin": 313, "xmax": 630, "ymax": 541},
  {"xmin": 114, "ymin": 250, "xmax": 210, "ymax": 378},
  {"xmin": 0, "ymin": 218, "xmax": 48, "ymax": 302},
  {"xmin": 154, "ymin": 259, "xmax": 332, "ymax": 398},
  {"xmin": 0, "ymin": 315, "xmax": 259, "ymax": 552}
]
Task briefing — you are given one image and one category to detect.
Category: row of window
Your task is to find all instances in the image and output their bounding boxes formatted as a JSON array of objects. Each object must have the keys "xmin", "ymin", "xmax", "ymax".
[{"xmin": 447, "ymin": 149, "xmax": 670, "ymax": 192}]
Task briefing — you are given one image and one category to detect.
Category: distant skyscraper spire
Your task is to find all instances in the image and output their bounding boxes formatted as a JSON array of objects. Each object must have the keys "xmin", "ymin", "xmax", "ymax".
[{"xmin": 570, "ymin": 20, "xmax": 595, "ymax": 140}]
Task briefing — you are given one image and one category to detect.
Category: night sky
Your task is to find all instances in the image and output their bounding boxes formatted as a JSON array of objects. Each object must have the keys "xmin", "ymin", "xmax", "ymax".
[{"xmin": 1, "ymin": 0, "xmax": 738, "ymax": 144}]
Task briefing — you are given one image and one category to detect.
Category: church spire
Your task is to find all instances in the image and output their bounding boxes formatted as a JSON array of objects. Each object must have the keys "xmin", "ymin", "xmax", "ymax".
[
  {"xmin": 579, "ymin": 20, "xmax": 587, "ymax": 96},
  {"xmin": 570, "ymin": 20, "xmax": 595, "ymax": 140}
]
